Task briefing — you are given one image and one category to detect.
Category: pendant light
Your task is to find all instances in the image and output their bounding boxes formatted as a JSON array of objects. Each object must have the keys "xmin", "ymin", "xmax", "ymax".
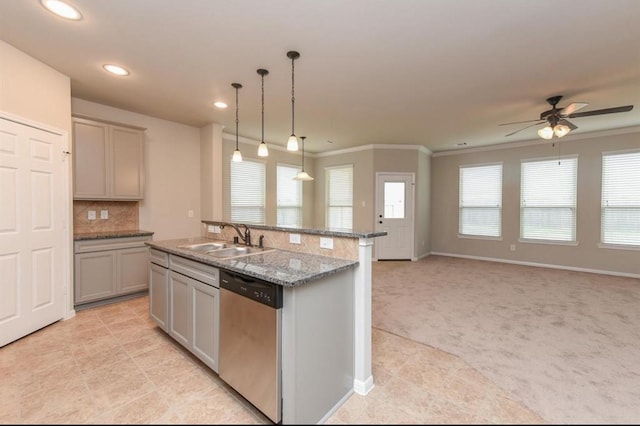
[
  {"xmin": 286, "ymin": 51, "xmax": 300, "ymax": 151},
  {"xmin": 257, "ymin": 68, "xmax": 269, "ymax": 157},
  {"xmin": 231, "ymin": 83, "xmax": 243, "ymax": 162},
  {"xmin": 293, "ymin": 136, "xmax": 314, "ymax": 181}
]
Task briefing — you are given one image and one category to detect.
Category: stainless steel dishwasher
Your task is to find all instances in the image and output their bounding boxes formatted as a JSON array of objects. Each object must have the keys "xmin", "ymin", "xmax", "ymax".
[{"xmin": 219, "ymin": 270, "xmax": 283, "ymax": 424}]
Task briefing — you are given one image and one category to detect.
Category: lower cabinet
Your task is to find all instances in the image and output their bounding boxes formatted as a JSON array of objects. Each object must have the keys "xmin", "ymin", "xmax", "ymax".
[
  {"xmin": 74, "ymin": 235, "xmax": 151, "ymax": 306},
  {"xmin": 149, "ymin": 250, "xmax": 220, "ymax": 373},
  {"xmin": 149, "ymin": 262, "xmax": 169, "ymax": 331}
]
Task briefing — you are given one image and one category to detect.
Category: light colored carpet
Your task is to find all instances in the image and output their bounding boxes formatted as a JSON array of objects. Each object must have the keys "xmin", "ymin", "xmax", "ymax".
[{"xmin": 372, "ymin": 255, "xmax": 640, "ymax": 424}]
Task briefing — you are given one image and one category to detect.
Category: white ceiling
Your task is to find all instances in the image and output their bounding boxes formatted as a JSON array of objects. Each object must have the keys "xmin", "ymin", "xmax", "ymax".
[{"xmin": 1, "ymin": 0, "xmax": 639, "ymax": 153}]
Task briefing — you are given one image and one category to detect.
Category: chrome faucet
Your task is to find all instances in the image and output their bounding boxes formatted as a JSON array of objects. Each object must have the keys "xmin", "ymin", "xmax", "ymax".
[{"xmin": 220, "ymin": 223, "xmax": 251, "ymax": 246}]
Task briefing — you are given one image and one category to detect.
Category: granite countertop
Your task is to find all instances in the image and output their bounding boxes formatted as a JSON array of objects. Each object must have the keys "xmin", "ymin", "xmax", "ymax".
[
  {"xmin": 201, "ymin": 220, "xmax": 387, "ymax": 239},
  {"xmin": 74, "ymin": 229, "xmax": 154, "ymax": 241},
  {"xmin": 147, "ymin": 237, "xmax": 358, "ymax": 287}
]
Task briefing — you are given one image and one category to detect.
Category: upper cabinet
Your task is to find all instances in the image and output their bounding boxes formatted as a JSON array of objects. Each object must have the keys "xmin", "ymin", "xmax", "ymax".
[{"xmin": 72, "ymin": 116, "xmax": 146, "ymax": 200}]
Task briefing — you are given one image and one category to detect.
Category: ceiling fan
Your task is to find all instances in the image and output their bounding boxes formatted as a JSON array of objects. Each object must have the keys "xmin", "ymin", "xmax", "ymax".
[{"xmin": 500, "ymin": 95, "xmax": 634, "ymax": 139}]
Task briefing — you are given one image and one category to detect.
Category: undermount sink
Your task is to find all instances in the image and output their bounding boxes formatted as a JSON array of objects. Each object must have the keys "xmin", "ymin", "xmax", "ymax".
[
  {"xmin": 178, "ymin": 241, "xmax": 229, "ymax": 252},
  {"xmin": 206, "ymin": 246, "xmax": 274, "ymax": 259},
  {"xmin": 178, "ymin": 241, "xmax": 273, "ymax": 259}
]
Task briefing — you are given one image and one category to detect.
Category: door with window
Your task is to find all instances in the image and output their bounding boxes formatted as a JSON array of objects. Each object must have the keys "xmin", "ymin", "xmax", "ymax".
[{"xmin": 375, "ymin": 173, "xmax": 414, "ymax": 260}]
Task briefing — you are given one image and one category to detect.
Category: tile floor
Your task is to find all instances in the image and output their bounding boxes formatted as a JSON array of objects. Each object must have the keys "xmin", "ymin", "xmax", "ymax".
[{"xmin": 0, "ymin": 295, "xmax": 546, "ymax": 424}]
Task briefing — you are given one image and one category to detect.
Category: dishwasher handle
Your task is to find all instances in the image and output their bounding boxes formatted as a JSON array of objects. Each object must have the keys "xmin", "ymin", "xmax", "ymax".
[{"xmin": 220, "ymin": 270, "xmax": 282, "ymax": 309}]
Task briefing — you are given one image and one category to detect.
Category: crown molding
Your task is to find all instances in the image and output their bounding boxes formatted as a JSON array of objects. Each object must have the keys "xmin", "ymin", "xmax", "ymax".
[{"xmin": 432, "ymin": 125, "xmax": 640, "ymax": 157}]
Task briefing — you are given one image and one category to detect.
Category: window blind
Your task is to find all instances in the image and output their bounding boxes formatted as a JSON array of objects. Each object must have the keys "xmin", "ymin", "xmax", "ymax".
[
  {"xmin": 520, "ymin": 157, "xmax": 577, "ymax": 241},
  {"xmin": 326, "ymin": 165, "xmax": 353, "ymax": 230},
  {"xmin": 601, "ymin": 151, "xmax": 640, "ymax": 246},
  {"xmin": 230, "ymin": 159, "xmax": 265, "ymax": 224},
  {"xmin": 459, "ymin": 163, "xmax": 502, "ymax": 237},
  {"xmin": 277, "ymin": 164, "xmax": 302, "ymax": 227}
]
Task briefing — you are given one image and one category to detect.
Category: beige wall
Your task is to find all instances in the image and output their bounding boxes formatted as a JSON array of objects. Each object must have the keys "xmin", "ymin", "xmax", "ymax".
[
  {"xmin": 416, "ymin": 150, "xmax": 431, "ymax": 257},
  {"xmin": 0, "ymin": 41, "xmax": 71, "ymax": 132},
  {"xmin": 200, "ymin": 123, "xmax": 224, "ymax": 222},
  {"xmin": 431, "ymin": 130, "xmax": 640, "ymax": 275},
  {"xmin": 71, "ymin": 98, "xmax": 202, "ymax": 241}
]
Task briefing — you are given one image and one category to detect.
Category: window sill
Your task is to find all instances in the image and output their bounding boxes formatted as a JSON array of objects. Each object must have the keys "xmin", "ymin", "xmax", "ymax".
[
  {"xmin": 458, "ymin": 234, "xmax": 502, "ymax": 241},
  {"xmin": 598, "ymin": 243, "xmax": 640, "ymax": 251},
  {"xmin": 518, "ymin": 238, "xmax": 578, "ymax": 246}
]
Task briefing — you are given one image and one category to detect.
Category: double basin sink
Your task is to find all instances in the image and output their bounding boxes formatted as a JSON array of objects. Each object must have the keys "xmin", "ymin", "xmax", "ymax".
[{"xmin": 177, "ymin": 240, "xmax": 274, "ymax": 259}]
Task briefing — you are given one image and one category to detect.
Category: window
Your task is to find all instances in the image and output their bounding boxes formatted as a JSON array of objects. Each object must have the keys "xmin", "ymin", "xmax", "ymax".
[
  {"xmin": 230, "ymin": 159, "xmax": 265, "ymax": 224},
  {"xmin": 326, "ymin": 165, "xmax": 353, "ymax": 230},
  {"xmin": 601, "ymin": 151, "xmax": 640, "ymax": 246},
  {"xmin": 277, "ymin": 164, "xmax": 303, "ymax": 227},
  {"xmin": 520, "ymin": 156, "xmax": 577, "ymax": 242},
  {"xmin": 459, "ymin": 163, "xmax": 502, "ymax": 238}
]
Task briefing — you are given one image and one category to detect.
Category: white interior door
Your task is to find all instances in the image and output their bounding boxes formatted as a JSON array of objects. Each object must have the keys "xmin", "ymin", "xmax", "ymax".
[
  {"xmin": 0, "ymin": 117, "xmax": 67, "ymax": 347},
  {"xmin": 375, "ymin": 173, "xmax": 414, "ymax": 260}
]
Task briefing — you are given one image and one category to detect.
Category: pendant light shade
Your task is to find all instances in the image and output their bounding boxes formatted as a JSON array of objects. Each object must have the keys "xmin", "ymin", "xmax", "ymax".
[
  {"xmin": 231, "ymin": 82, "xmax": 243, "ymax": 162},
  {"xmin": 286, "ymin": 51, "xmax": 300, "ymax": 151},
  {"xmin": 293, "ymin": 136, "xmax": 314, "ymax": 181},
  {"xmin": 257, "ymin": 68, "xmax": 269, "ymax": 157}
]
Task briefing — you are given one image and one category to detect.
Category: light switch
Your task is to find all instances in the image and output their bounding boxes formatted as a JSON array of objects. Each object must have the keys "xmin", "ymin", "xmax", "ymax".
[
  {"xmin": 100, "ymin": 210, "xmax": 108, "ymax": 219},
  {"xmin": 87, "ymin": 210, "xmax": 96, "ymax": 220}
]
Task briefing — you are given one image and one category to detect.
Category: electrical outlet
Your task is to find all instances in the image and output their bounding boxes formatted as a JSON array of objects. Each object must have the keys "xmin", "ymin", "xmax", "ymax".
[
  {"xmin": 87, "ymin": 210, "xmax": 96, "ymax": 220},
  {"xmin": 100, "ymin": 210, "xmax": 108, "ymax": 219},
  {"xmin": 208, "ymin": 225, "xmax": 221, "ymax": 233},
  {"xmin": 188, "ymin": 209, "xmax": 194, "ymax": 218},
  {"xmin": 510, "ymin": 244, "xmax": 516, "ymax": 251},
  {"xmin": 289, "ymin": 233, "xmax": 301, "ymax": 244},
  {"xmin": 320, "ymin": 237, "xmax": 334, "ymax": 249}
]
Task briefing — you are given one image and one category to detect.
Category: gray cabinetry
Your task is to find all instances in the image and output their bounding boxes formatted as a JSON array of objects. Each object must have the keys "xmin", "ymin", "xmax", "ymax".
[
  {"xmin": 74, "ymin": 235, "xmax": 151, "ymax": 306},
  {"xmin": 150, "ymin": 252, "xmax": 220, "ymax": 373},
  {"xmin": 72, "ymin": 116, "xmax": 145, "ymax": 200},
  {"xmin": 149, "ymin": 248, "xmax": 169, "ymax": 331}
]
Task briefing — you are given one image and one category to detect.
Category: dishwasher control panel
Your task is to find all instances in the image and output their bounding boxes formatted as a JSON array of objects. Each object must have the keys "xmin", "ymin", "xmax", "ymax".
[{"xmin": 220, "ymin": 270, "xmax": 283, "ymax": 309}]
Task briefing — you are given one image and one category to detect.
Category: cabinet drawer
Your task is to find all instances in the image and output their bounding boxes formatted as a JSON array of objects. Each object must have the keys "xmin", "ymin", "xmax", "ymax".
[
  {"xmin": 74, "ymin": 235, "xmax": 151, "ymax": 253},
  {"xmin": 170, "ymin": 255, "xmax": 219, "ymax": 288},
  {"xmin": 150, "ymin": 248, "xmax": 169, "ymax": 267}
]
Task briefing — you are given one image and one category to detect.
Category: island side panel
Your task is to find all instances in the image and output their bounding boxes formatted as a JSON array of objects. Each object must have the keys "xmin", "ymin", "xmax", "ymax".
[{"xmin": 281, "ymin": 269, "xmax": 355, "ymax": 424}]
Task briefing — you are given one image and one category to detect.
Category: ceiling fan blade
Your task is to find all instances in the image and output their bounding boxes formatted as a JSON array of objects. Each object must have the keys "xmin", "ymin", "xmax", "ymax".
[
  {"xmin": 504, "ymin": 121, "xmax": 545, "ymax": 137},
  {"xmin": 560, "ymin": 102, "xmax": 588, "ymax": 116},
  {"xmin": 499, "ymin": 118, "xmax": 543, "ymax": 126},
  {"xmin": 558, "ymin": 119, "xmax": 578, "ymax": 131},
  {"xmin": 568, "ymin": 105, "xmax": 634, "ymax": 118}
]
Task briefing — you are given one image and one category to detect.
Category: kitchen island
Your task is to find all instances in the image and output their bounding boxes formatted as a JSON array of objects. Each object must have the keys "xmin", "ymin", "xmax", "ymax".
[{"xmin": 147, "ymin": 221, "xmax": 385, "ymax": 424}]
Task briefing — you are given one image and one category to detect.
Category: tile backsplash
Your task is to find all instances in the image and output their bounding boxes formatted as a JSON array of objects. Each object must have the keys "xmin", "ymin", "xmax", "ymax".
[{"xmin": 73, "ymin": 201, "xmax": 139, "ymax": 233}]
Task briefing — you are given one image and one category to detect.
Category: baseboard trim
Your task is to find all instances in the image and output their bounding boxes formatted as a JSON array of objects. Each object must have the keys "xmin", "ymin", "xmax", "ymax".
[
  {"xmin": 353, "ymin": 375, "xmax": 375, "ymax": 395},
  {"xmin": 430, "ymin": 252, "xmax": 640, "ymax": 279}
]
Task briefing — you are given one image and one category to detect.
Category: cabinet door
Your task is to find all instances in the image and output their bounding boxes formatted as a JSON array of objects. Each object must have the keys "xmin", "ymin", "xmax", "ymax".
[
  {"xmin": 169, "ymin": 271, "xmax": 191, "ymax": 349},
  {"xmin": 149, "ymin": 263, "xmax": 169, "ymax": 331},
  {"xmin": 74, "ymin": 251, "xmax": 117, "ymax": 304},
  {"xmin": 118, "ymin": 246, "xmax": 149, "ymax": 294},
  {"xmin": 191, "ymin": 280, "xmax": 219, "ymax": 372},
  {"xmin": 72, "ymin": 119, "xmax": 109, "ymax": 199},
  {"xmin": 111, "ymin": 125, "xmax": 144, "ymax": 199}
]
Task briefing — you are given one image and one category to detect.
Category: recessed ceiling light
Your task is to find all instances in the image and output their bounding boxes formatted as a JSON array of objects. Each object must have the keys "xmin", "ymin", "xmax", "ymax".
[
  {"xmin": 103, "ymin": 64, "xmax": 129, "ymax": 76},
  {"xmin": 41, "ymin": 0, "xmax": 82, "ymax": 20},
  {"xmin": 214, "ymin": 101, "xmax": 228, "ymax": 109}
]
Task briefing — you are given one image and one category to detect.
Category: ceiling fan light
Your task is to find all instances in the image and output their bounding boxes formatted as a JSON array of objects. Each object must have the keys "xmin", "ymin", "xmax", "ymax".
[
  {"xmin": 287, "ymin": 135, "xmax": 299, "ymax": 151},
  {"xmin": 232, "ymin": 148, "xmax": 243, "ymax": 162},
  {"xmin": 257, "ymin": 141, "xmax": 269, "ymax": 157},
  {"xmin": 293, "ymin": 171, "xmax": 314, "ymax": 181},
  {"xmin": 554, "ymin": 124, "xmax": 571, "ymax": 138},
  {"xmin": 538, "ymin": 126, "xmax": 554, "ymax": 140}
]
